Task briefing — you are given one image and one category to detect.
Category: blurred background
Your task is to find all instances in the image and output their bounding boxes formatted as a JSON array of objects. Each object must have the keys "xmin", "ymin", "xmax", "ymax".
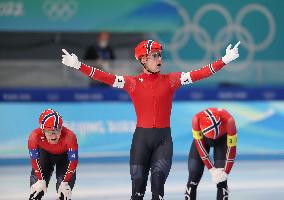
[{"xmin": 0, "ymin": 0, "xmax": 283, "ymax": 199}]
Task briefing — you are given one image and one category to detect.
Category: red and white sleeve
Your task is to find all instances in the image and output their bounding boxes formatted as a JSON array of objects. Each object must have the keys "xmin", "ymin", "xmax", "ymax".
[
  {"xmin": 63, "ymin": 134, "xmax": 79, "ymax": 182},
  {"xmin": 192, "ymin": 114, "xmax": 214, "ymax": 170},
  {"xmin": 179, "ymin": 59, "xmax": 225, "ymax": 85},
  {"xmin": 28, "ymin": 132, "xmax": 44, "ymax": 180},
  {"xmin": 79, "ymin": 63, "xmax": 130, "ymax": 89},
  {"xmin": 224, "ymin": 115, "xmax": 237, "ymax": 174}
]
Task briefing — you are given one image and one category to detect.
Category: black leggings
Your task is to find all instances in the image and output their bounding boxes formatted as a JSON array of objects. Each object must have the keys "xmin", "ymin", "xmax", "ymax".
[
  {"xmin": 29, "ymin": 148, "xmax": 76, "ymax": 200},
  {"xmin": 185, "ymin": 134, "xmax": 229, "ymax": 200},
  {"xmin": 130, "ymin": 127, "xmax": 173, "ymax": 200}
]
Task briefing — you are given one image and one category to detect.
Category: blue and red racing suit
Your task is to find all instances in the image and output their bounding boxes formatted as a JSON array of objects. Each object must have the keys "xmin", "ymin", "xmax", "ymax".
[{"xmin": 28, "ymin": 126, "xmax": 78, "ymax": 200}]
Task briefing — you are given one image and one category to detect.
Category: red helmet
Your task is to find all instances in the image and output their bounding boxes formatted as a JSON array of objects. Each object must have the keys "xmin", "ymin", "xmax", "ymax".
[
  {"xmin": 199, "ymin": 109, "xmax": 222, "ymax": 139},
  {"xmin": 135, "ymin": 40, "xmax": 162, "ymax": 60},
  {"xmin": 39, "ymin": 109, "xmax": 63, "ymax": 130}
]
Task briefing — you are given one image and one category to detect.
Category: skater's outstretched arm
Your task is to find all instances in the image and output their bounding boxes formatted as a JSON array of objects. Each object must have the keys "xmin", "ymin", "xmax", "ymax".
[
  {"xmin": 171, "ymin": 41, "xmax": 241, "ymax": 88},
  {"xmin": 62, "ymin": 49, "xmax": 132, "ymax": 90}
]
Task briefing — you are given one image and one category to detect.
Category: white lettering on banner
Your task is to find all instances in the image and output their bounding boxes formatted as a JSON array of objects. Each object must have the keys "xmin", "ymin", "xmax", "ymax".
[
  {"xmin": 64, "ymin": 120, "xmax": 136, "ymax": 136},
  {"xmin": 0, "ymin": 2, "xmax": 24, "ymax": 17},
  {"xmin": 2, "ymin": 93, "xmax": 31, "ymax": 101},
  {"xmin": 74, "ymin": 93, "xmax": 104, "ymax": 101},
  {"xmin": 107, "ymin": 120, "xmax": 136, "ymax": 134},
  {"xmin": 64, "ymin": 121, "xmax": 105, "ymax": 136}
]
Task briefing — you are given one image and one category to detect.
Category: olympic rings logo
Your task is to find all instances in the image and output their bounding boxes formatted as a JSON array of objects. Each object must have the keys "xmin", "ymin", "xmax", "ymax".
[
  {"xmin": 43, "ymin": 0, "xmax": 78, "ymax": 21},
  {"xmin": 153, "ymin": 1, "xmax": 276, "ymax": 71}
]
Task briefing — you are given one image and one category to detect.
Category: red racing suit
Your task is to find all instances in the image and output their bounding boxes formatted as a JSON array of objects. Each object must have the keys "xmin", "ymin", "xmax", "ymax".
[
  {"xmin": 192, "ymin": 108, "xmax": 237, "ymax": 174},
  {"xmin": 79, "ymin": 59, "xmax": 225, "ymax": 128}
]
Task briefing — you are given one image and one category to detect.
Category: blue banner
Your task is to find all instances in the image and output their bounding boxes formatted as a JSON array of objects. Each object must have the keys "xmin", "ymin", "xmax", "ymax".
[
  {"xmin": 0, "ymin": 101, "xmax": 283, "ymax": 158},
  {"xmin": 1, "ymin": 87, "xmax": 284, "ymax": 102}
]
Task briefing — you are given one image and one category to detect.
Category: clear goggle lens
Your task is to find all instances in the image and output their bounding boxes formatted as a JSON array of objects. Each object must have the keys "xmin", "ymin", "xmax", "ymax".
[
  {"xmin": 149, "ymin": 52, "xmax": 162, "ymax": 59},
  {"xmin": 43, "ymin": 128, "xmax": 61, "ymax": 135}
]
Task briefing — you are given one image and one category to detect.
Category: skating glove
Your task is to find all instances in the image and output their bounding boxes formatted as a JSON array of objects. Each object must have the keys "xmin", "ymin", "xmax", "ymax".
[
  {"xmin": 30, "ymin": 179, "xmax": 47, "ymax": 199},
  {"xmin": 222, "ymin": 41, "xmax": 241, "ymax": 64},
  {"xmin": 209, "ymin": 167, "xmax": 228, "ymax": 184},
  {"xmin": 57, "ymin": 181, "xmax": 72, "ymax": 200},
  {"xmin": 62, "ymin": 49, "xmax": 81, "ymax": 69}
]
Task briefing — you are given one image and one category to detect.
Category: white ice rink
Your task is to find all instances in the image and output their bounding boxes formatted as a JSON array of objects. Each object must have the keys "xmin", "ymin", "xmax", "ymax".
[{"xmin": 1, "ymin": 160, "xmax": 283, "ymax": 200}]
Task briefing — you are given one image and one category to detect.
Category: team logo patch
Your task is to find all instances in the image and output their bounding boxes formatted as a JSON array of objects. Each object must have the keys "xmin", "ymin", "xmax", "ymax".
[
  {"xmin": 113, "ymin": 75, "xmax": 125, "ymax": 88},
  {"xmin": 180, "ymin": 72, "xmax": 192, "ymax": 85}
]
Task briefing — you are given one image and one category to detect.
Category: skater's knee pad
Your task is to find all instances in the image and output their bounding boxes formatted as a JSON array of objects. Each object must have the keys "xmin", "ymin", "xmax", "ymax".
[
  {"xmin": 130, "ymin": 165, "xmax": 149, "ymax": 198},
  {"xmin": 130, "ymin": 165, "xmax": 149, "ymax": 180},
  {"xmin": 150, "ymin": 159, "xmax": 171, "ymax": 197},
  {"xmin": 151, "ymin": 159, "xmax": 171, "ymax": 180}
]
